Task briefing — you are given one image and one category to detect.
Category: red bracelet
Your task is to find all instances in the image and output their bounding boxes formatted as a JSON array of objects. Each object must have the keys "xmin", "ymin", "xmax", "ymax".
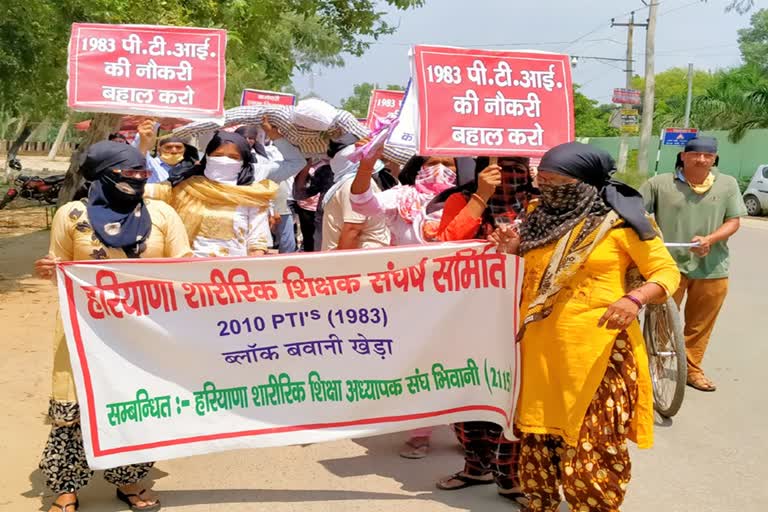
[{"xmin": 623, "ymin": 294, "xmax": 644, "ymax": 309}]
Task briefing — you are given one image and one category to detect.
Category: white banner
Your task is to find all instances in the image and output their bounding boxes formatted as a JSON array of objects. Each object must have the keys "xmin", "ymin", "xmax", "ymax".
[{"xmin": 57, "ymin": 242, "xmax": 522, "ymax": 469}]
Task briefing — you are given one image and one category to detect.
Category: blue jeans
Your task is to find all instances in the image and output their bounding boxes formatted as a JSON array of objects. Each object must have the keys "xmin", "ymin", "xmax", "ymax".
[{"xmin": 276, "ymin": 213, "xmax": 297, "ymax": 253}]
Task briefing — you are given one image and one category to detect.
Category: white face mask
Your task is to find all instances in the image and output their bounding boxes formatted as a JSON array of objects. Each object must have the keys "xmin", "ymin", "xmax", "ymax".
[{"xmin": 204, "ymin": 156, "xmax": 242, "ymax": 184}]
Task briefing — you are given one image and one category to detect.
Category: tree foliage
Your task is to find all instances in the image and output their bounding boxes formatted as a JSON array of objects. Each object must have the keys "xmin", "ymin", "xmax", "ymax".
[
  {"xmin": 0, "ymin": 0, "xmax": 425, "ymax": 123},
  {"xmin": 340, "ymin": 82, "xmax": 406, "ymax": 118},
  {"xmin": 631, "ymin": 67, "xmax": 716, "ymax": 133},
  {"xmin": 738, "ymin": 8, "xmax": 768, "ymax": 69}
]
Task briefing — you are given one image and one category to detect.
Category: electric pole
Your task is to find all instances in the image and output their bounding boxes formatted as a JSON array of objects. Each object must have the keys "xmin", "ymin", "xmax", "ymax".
[
  {"xmin": 637, "ymin": 1, "xmax": 659, "ymax": 178},
  {"xmin": 684, "ymin": 62, "xmax": 694, "ymax": 128},
  {"xmin": 612, "ymin": 12, "xmax": 647, "ymax": 174}
]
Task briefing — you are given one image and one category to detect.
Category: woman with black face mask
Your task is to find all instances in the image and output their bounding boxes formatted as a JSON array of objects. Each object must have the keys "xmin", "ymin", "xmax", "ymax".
[
  {"xmin": 489, "ymin": 142, "xmax": 680, "ymax": 512},
  {"xmin": 34, "ymin": 141, "xmax": 192, "ymax": 512}
]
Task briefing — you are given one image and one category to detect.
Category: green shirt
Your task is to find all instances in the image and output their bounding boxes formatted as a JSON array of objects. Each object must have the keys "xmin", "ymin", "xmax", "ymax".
[{"xmin": 640, "ymin": 171, "xmax": 746, "ymax": 279}]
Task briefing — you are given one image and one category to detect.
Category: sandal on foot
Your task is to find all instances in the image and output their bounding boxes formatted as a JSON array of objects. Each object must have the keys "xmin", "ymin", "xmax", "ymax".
[
  {"xmin": 498, "ymin": 489, "xmax": 530, "ymax": 507},
  {"xmin": 50, "ymin": 494, "xmax": 79, "ymax": 512},
  {"xmin": 116, "ymin": 489, "xmax": 161, "ymax": 511},
  {"xmin": 687, "ymin": 373, "xmax": 716, "ymax": 392},
  {"xmin": 436, "ymin": 472, "xmax": 495, "ymax": 490},
  {"xmin": 399, "ymin": 438, "xmax": 430, "ymax": 459}
]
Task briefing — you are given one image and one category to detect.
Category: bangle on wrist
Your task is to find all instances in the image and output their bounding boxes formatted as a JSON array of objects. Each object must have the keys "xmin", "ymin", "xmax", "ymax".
[
  {"xmin": 623, "ymin": 294, "xmax": 644, "ymax": 309},
  {"xmin": 471, "ymin": 193, "xmax": 488, "ymax": 207}
]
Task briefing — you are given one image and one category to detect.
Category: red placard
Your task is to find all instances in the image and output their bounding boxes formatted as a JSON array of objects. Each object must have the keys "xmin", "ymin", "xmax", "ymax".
[
  {"xmin": 67, "ymin": 23, "xmax": 227, "ymax": 119},
  {"xmin": 413, "ymin": 46, "xmax": 574, "ymax": 157},
  {"xmin": 240, "ymin": 89, "xmax": 296, "ymax": 107},
  {"xmin": 366, "ymin": 89, "xmax": 406, "ymax": 128}
]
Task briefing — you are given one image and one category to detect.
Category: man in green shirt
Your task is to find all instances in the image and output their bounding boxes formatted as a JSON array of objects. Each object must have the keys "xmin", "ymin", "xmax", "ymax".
[{"xmin": 640, "ymin": 137, "xmax": 746, "ymax": 392}]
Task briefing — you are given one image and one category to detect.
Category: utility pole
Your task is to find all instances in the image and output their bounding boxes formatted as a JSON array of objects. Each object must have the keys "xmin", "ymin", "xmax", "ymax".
[
  {"xmin": 684, "ymin": 62, "xmax": 694, "ymax": 128},
  {"xmin": 612, "ymin": 12, "xmax": 647, "ymax": 173},
  {"xmin": 637, "ymin": 1, "xmax": 659, "ymax": 178}
]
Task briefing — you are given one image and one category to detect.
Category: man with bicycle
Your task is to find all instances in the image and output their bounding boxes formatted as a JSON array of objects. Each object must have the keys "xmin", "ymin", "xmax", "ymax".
[{"xmin": 640, "ymin": 136, "xmax": 746, "ymax": 392}]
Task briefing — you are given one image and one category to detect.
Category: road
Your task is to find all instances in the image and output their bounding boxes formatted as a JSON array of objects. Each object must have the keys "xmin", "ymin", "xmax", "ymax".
[{"xmin": 0, "ymin": 218, "xmax": 766, "ymax": 512}]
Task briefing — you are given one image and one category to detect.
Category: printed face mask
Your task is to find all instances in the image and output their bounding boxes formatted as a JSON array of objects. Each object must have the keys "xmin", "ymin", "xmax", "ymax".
[{"xmin": 204, "ymin": 156, "xmax": 242, "ymax": 185}]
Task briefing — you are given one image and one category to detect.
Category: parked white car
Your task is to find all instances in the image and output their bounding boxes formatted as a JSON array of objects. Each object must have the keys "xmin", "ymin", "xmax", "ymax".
[{"xmin": 743, "ymin": 165, "xmax": 768, "ymax": 216}]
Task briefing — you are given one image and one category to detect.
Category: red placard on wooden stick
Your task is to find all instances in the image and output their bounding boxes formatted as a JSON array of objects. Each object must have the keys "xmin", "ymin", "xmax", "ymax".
[
  {"xmin": 67, "ymin": 23, "xmax": 227, "ymax": 119},
  {"xmin": 412, "ymin": 45, "xmax": 574, "ymax": 157}
]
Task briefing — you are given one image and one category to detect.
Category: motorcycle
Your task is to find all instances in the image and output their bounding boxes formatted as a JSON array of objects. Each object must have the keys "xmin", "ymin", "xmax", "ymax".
[{"xmin": 0, "ymin": 161, "xmax": 65, "ymax": 210}]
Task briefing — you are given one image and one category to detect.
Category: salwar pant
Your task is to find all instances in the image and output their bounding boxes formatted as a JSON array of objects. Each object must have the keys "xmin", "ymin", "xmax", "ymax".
[
  {"xmin": 519, "ymin": 337, "xmax": 637, "ymax": 512},
  {"xmin": 453, "ymin": 421, "xmax": 521, "ymax": 490},
  {"xmin": 39, "ymin": 400, "xmax": 154, "ymax": 494},
  {"xmin": 672, "ymin": 275, "xmax": 729, "ymax": 377}
]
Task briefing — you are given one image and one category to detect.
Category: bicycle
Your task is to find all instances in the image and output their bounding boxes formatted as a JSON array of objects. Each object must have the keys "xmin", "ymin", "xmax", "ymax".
[
  {"xmin": 627, "ymin": 263, "xmax": 686, "ymax": 418},
  {"xmin": 641, "ymin": 296, "xmax": 686, "ymax": 418}
]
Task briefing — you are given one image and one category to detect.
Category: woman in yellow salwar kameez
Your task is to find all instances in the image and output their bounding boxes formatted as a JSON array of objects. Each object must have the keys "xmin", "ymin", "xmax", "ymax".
[{"xmin": 491, "ymin": 142, "xmax": 680, "ymax": 512}]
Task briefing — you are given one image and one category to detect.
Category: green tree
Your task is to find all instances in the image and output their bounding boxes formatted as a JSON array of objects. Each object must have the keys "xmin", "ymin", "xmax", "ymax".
[
  {"xmin": 0, "ymin": 0, "xmax": 425, "ymax": 192},
  {"xmin": 691, "ymin": 64, "xmax": 768, "ymax": 141},
  {"xmin": 340, "ymin": 82, "xmax": 406, "ymax": 118},
  {"xmin": 631, "ymin": 67, "xmax": 716, "ymax": 133},
  {"xmin": 573, "ymin": 85, "xmax": 618, "ymax": 137},
  {"xmin": 738, "ymin": 8, "xmax": 768, "ymax": 69}
]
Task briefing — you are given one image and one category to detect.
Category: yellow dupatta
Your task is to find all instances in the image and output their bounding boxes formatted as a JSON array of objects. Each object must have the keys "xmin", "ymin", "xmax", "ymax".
[
  {"xmin": 171, "ymin": 176, "xmax": 277, "ymax": 241},
  {"xmin": 519, "ymin": 211, "xmax": 621, "ymax": 339}
]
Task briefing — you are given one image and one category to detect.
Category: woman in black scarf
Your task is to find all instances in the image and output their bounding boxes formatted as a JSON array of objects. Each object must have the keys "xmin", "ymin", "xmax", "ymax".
[
  {"xmin": 490, "ymin": 142, "xmax": 680, "ymax": 512},
  {"xmin": 34, "ymin": 141, "xmax": 191, "ymax": 512}
]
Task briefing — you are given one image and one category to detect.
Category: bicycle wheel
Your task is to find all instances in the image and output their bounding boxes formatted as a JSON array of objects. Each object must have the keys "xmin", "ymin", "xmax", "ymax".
[{"xmin": 642, "ymin": 297, "xmax": 686, "ymax": 417}]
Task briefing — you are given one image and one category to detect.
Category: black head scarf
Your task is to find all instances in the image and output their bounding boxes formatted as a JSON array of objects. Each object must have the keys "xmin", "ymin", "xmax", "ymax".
[
  {"xmin": 536, "ymin": 142, "xmax": 656, "ymax": 241},
  {"xmin": 80, "ymin": 141, "xmax": 151, "ymax": 258},
  {"xmin": 234, "ymin": 125, "xmax": 268, "ymax": 158},
  {"xmin": 169, "ymin": 131, "xmax": 255, "ymax": 186}
]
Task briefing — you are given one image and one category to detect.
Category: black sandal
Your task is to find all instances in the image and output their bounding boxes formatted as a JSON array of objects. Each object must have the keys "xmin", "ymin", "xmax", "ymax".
[
  {"xmin": 50, "ymin": 494, "xmax": 79, "ymax": 512},
  {"xmin": 436, "ymin": 472, "xmax": 495, "ymax": 490},
  {"xmin": 116, "ymin": 488, "xmax": 161, "ymax": 511}
]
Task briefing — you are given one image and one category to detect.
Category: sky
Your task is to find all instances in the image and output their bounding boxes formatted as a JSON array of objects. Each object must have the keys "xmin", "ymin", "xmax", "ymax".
[{"xmin": 291, "ymin": 0, "xmax": 753, "ymax": 106}]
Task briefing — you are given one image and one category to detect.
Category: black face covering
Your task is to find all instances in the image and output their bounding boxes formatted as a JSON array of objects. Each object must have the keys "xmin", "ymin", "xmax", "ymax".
[
  {"xmin": 81, "ymin": 141, "xmax": 152, "ymax": 257},
  {"xmin": 538, "ymin": 142, "xmax": 656, "ymax": 241}
]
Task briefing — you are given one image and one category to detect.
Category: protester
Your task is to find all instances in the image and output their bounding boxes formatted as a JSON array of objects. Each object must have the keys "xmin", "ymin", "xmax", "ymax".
[
  {"xmin": 350, "ymin": 154, "xmax": 457, "ymax": 246},
  {"xmin": 169, "ymin": 131, "xmax": 278, "ymax": 257},
  {"xmin": 321, "ymin": 141, "xmax": 390, "ymax": 250},
  {"xmin": 428, "ymin": 156, "xmax": 539, "ymax": 241},
  {"xmin": 348, "ymin": 153, "xmax": 456, "ymax": 458},
  {"xmin": 640, "ymin": 136, "xmax": 746, "ymax": 392},
  {"xmin": 490, "ymin": 142, "xmax": 680, "ymax": 511},
  {"xmin": 272, "ymin": 178, "xmax": 298, "ymax": 253},
  {"xmin": 434, "ymin": 157, "xmax": 531, "ymax": 504},
  {"xmin": 135, "ymin": 119, "xmax": 198, "ymax": 184},
  {"xmin": 293, "ymin": 161, "xmax": 325, "ymax": 252},
  {"xmin": 234, "ymin": 124, "xmax": 301, "ymax": 253},
  {"xmin": 34, "ymin": 141, "xmax": 192, "ymax": 512}
]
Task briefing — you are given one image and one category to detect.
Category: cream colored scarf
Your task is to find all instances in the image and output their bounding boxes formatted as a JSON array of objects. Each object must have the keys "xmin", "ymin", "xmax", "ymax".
[{"xmin": 171, "ymin": 176, "xmax": 277, "ymax": 241}]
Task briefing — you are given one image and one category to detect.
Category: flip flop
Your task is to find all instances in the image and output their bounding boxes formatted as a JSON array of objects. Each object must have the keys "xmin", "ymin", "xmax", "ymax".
[
  {"xmin": 436, "ymin": 472, "xmax": 495, "ymax": 490},
  {"xmin": 116, "ymin": 489, "xmax": 161, "ymax": 511},
  {"xmin": 50, "ymin": 495, "xmax": 79, "ymax": 512},
  {"xmin": 498, "ymin": 489, "xmax": 530, "ymax": 507},
  {"xmin": 399, "ymin": 439, "xmax": 430, "ymax": 459},
  {"xmin": 687, "ymin": 373, "xmax": 716, "ymax": 392}
]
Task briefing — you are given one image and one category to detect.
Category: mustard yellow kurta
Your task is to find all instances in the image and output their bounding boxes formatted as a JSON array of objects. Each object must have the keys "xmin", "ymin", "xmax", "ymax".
[
  {"xmin": 515, "ymin": 225, "xmax": 680, "ymax": 449},
  {"xmin": 49, "ymin": 199, "xmax": 192, "ymax": 402}
]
